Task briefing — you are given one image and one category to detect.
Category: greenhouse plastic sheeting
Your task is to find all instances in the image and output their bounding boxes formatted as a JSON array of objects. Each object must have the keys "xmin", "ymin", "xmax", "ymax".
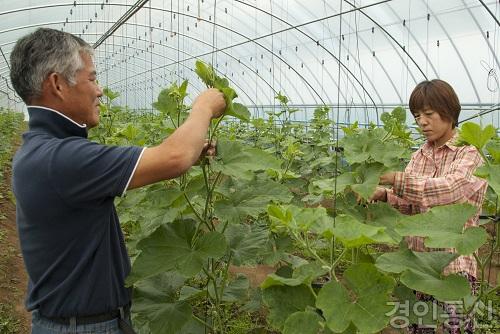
[{"xmin": 0, "ymin": 0, "xmax": 498, "ymax": 124}]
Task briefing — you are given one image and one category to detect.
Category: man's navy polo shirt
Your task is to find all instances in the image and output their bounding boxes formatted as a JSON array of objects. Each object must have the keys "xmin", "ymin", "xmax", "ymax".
[{"xmin": 12, "ymin": 106, "xmax": 144, "ymax": 317}]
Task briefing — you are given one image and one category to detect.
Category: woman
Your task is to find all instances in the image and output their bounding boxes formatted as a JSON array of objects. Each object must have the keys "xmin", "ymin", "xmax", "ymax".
[{"xmin": 371, "ymin": 79, "xmax": 488, "ymax": 333}]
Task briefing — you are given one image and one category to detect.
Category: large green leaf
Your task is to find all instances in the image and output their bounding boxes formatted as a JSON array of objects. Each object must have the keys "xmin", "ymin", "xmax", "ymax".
[
  {"xmin": 485, "ymin": 140, "xmax": 500, "ymax": 163},
  {"xmin": 341, "ymin": 131, "xmax": 379, "ymax": 164},
  {"xmin": 400, "ymin": 270, "xmax": 470, "ymax": 302},
  {"xmin": 312, "ymin": 174, "xmax": 352, "ymax": 195},
  {"xmin": 475, "ymin": 164, "xmax": 500, "ymax": 197},
  {"xmin": 227, "ymin": 102, "xmax": 250, "ymax": 122},
  {"xmin": 290, "ymin": 206, "xmax": 334, "ymax": 236},
  {"xmin": 212, "ymin": 139, "xmax": 281, "ymax": 180},
  {"xmin": 262, "ymin": 285, "xmax": 316, "ymax": 329},
  {"xmin": 376, "ymin": 248, "xmax": 457, "ymax": 278},
  {"xmin": 364, "ymin": 202, "xmax": 404, "ymax": 242},
  {"xmin": 375, "ymin": 248, "xmax": 470, "ymax": 301},
  {"xmin": 458, "ymin": 122, "xmax": 496, "ymax": 150},
  {"xmin": 214, "ymin": 177, "xmax": 292, "ymax": 224},
  {"xmin": 314, "ymin": 163, "xmax": 385, "ymax": 200},
  {"xmin": 152, "ymin": 87, "xmax": 177, "ymax": 117},
  {"xmin": 132, "ymin": 273, "xmax": 193, "ymax": 334},
  {"xmin": 392, "ymin": 284, "xmax": 436, "ymax": 325},
  {"xmin": 220, "ymin": 275, "xmax": 250, "ymax": 302},
  {"xmin": 341, "ymin": 129, "xmax": 407, "ymax": 169},
  {"xmin": 371, "ymin": 142, "xmax": 408, "ymax": 170},
  {"xmin": 350, "ymin": 163, "xmax": 386, "ymax": 199},
  {"xmin": 132, "ymin": 272, "xmax": 185, "ymax": 305},
  {"xmin": 127, "ymin": 220, "xmax": 227, "ymax": 284},
  {"xmin": 333, "ymin": 214, "xmax": 397, "ymax": 248},
  {"xmin": 267, "ymin": 204, "xmax": 334, "ymax": 237},
  {"xmin": 395, "ymin": 203, "xmax": 487, "ymax": 254},
  {"xmin": 194, "ymin": 60, "xmax": 215, "ymax": 87},
  {"xmin": 316, "ymin": 263, "xmax": 395, "ymax": 333},
  {"xmin": 141, "ymin": 302, "xmax": 192, "ymax": 334},
  {"xmin": 224, "ymin": 224, "xmax": 269, "ymax": 265},
  {"xmin": 283, "ymin": 310, "xmax": 323, "ymax": 334},
  {"xmin": 261, "ymin": 262, "xmax": 327, "ymax": 289}
]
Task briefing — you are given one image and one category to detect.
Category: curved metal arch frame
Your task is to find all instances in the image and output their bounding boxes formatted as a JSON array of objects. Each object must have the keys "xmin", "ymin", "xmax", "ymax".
[
  {"xmin": 0, "ymin": 1, "xmax": 494, "ymax": 106},
  {"xmin": 93, "ymin": 42, "xmax": 211, "ymax": 94},
  {"xmin": 232, "ymin": 0, "xmax": 379, "ymax": 110},
  {"xmin": 92, "ymin": 39, "xmax": 265, "ymax": 107},
  {"xmin": 0, "ymin": 0, "xmax": 391, "ymax": 104},
  {"xmin": 0, "ymin": 0, "xmax": 415, "ymax": 106},
  {"xmin": 382, "ymin": 5, "xmax": 439, "ymax": 79},
  {"xmin": 93, "ymin": 42, "xmax": 266, "ymax": 109},
  {"xmin": 460, "ymin": 0, "xmax": 499, "ymax": 70},
  {"xmin": 282, "ymin": 0, "xmax": 394, "ymax": 106},
  {"xmin": 0, "ymin": 20, "xmax": 292, "ymax": 105},
  {"xmin": 66, "ymin": 2, "xmax": 327, "ymax": 105},
  {"xmin": 477, "ymin": 0, "xmax": 500, "ymax": 27},
  {"xmin": 106, "ymin": 6, "xmax": 327, "ymax": 104},
  {"xmin": 90, "ymin": 28, "xmax": 304, "ymax": 105},
  {"xmin": 421, "ymin": 0, "xmax": 481, "ymax": 102},
  {"xmin": 0, "ymin": 11, "xmax": 320, "ymax": 105},
  {"xmin": 342, "ymin": 0, "xmax": 423, "ymax": 84}
]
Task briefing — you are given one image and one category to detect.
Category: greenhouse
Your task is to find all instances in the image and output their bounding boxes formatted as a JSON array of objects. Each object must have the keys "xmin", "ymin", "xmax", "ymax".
[{"xmin": 0, "ymin": 1, "xmax": 498, "ymax": 334}]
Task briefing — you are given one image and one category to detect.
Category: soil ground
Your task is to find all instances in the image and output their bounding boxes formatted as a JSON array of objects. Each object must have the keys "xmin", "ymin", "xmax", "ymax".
[{"xmin": 0, "ymin": 136, "xmax": 30, "ymax": 334}]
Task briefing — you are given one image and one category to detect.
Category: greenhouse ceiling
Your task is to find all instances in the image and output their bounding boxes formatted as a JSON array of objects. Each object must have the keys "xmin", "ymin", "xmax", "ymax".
[{"xmin": 0, "ymin": 0, "xmax": 498, "ymax": 122}]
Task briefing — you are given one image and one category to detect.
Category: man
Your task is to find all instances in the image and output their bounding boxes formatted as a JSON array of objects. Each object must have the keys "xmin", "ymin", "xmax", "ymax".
[
  {"xmin": 10, "ymin": 28, "xmax": 226, "ymax": 333},
  {"xmin": 371, "ymin": 79, "xmax": 487, "ymax": 333}
]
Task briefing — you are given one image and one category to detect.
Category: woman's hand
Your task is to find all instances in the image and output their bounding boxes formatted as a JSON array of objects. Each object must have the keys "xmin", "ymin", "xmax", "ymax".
[
  {"xmin": 369, "ymin": 186, "xmax": 388, "ymax": 202},
  {"xmin": 379, "ymin": 172, "xmax": 396, "ymax": 185}
]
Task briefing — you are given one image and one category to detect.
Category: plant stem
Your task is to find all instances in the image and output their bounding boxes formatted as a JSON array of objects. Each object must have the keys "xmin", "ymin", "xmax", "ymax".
[
  {"xmin": 218, "ymin": 254, "xmax": 232, "ymax": 305},
  {"xmin": 281, "ymin": 154, "xmax": 295, "ymax": 183},
  {"xmin": 293, "ymin": 230, "xmax": 329, "ymax": 269},
  {"xmin": 201, "ymin": 164, "xmax": 211, "ymax": 224},
  {"xmin": 183, "ymin": 194, "xmax": 205, "ymax": 225},
  {"xmin": 330, "ymin": 248, "xmax": 347, "ymax": 279},
  {"xmin": 193, "ymin": 315, "xmax": 214, "ymax": 332},
  {"xmin": 209, "ymin": 116, "xmax": 225, "ymax": 143}
]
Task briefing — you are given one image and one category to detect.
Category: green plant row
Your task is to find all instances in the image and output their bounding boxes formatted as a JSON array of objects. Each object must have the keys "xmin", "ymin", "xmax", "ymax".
[
  {"xmin": 89, "ymin": 62, "xmax": 499, "ymax": 334},
  {"xmin": 0, "ymin": 109, "xmax": 24, "ymax": 184}
]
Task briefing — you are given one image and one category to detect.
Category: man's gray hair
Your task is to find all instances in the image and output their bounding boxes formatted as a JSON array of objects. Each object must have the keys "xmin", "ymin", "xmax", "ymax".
[{"xmin": 10, "ymin": 28, "xmax": 94, "ymax": 103}]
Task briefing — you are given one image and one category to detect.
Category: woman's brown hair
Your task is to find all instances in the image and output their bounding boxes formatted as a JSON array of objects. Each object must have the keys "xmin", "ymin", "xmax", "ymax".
[{"xmin": 409, "ymin": 79, "xmax": 460, "ymax": 128}]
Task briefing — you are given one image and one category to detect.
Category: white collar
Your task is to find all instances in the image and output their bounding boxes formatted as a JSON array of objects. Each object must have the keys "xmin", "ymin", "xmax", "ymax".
[{"xmin": 27, "ymin": 105, "xmax": 87, "ymax": 128}]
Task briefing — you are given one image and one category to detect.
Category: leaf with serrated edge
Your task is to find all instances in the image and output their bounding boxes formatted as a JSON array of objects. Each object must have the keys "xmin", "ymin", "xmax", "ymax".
[
  {"xmin": 212, "ymin": 139, "xmax": 281, "ymax": 180},
  {"xmin": 395, "ymin": 203, "xmax": 486, "ymax": 254},
  {"xmin": 227, "ymin": 102, "xmax": 250, "ymax": 122},
  {"xmin": 126, "ymin": 220, "xmax": 226, "ymax": 284},
  {"xmin": 132, "ymin": 273, "xmax": 192, "ymax": 334},
  {"xmin": 261, "ymin": 262, "xmax": 327, "ymax": 289},
  {"xmin": 375, "ymin": 248, "xmax": 470, "ymax": 301},
  {"xmin": 333, "ymin": 215, "xmax": 396, "ymax": 248},
  {"xmin": 283, "ymin": 310, "xmax": 323, "ymax": 334},
  {"xmin": 350, "ymin": 163, "xmax": 386, "ymax": 199},
  {"xmin": 214, "ymin": 177, "xmax": 292, "ymax": 224},
  {"xmin": 262, "ymin": 285, "xmax": 316, "ymax": 329},
  {"xmin": 225, "ymin": 224, "xmax": 269, "ymax": 265},
  {"xmin": 459, "ymin": 122, "xmax": 496, "ymax": 150},
  {"xmin": 316, "ymin": 263, "xmax": 395, "ymax": 333},
  {"xmin": 476, "ymin": 164, "xmax": 500, "ymax": 198}
]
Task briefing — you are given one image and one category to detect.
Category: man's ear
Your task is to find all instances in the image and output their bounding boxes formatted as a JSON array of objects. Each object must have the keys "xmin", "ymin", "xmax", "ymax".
[{"xmin": 45, "ymin": 72, "xmax": 67, "ymax": 100}]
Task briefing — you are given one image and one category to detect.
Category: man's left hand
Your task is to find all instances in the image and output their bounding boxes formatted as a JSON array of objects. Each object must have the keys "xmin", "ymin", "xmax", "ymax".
[{"xmin": 196, "ymin": 139, "xmax": 217, "ymax": 165}]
